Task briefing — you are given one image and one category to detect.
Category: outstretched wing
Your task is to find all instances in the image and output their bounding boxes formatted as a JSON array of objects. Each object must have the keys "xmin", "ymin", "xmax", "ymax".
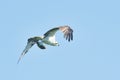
[
  {"xmin": 44, "ymin": 27, "xmax": 59, "ymax": 38},
  {"xmin": 43, "ymin": 25, "xmax": 73, "ymax": 41},
  {"xmin": 17, "ymin": 39, "xmax": 36, "ymax": 64},
  {"xmin": 59, "ymin": 26, "xmax": 73, "ymax": 41}
]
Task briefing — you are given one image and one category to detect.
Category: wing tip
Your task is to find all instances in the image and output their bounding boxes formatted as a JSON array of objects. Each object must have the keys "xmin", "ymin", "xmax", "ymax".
[
  {"xmin": 17, "ymin": 59, "xmax": 20, "ymax": 64},
  {"xmin": 17, "ymin": 55, "xmax": 23, "ymax": 64},
  {"xmin": 63, "ymin": 26, "xmax": 73, "ymax": 42}
]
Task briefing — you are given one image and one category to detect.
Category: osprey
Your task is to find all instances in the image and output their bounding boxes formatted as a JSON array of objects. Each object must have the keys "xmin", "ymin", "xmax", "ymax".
[{"xmin": 17, "ymin": 25, "xmax": 73, "ymax": 63}]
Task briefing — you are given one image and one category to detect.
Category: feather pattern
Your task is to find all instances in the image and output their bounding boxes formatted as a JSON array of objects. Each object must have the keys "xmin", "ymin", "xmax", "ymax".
[{"xmin": 59, "ymin": 26, "xmax": 73, "ymax": 41}]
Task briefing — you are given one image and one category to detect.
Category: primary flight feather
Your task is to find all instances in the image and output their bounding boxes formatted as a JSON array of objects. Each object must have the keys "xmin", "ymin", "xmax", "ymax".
[{"xmin": 17, "ymin": 25, "xmax": 73, "ymax": 63}]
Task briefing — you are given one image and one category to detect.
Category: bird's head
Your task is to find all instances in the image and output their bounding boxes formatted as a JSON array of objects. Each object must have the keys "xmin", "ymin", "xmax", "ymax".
[{"xmin": 55, "ymin": 42, "xmax": 59, "ymax": 46}]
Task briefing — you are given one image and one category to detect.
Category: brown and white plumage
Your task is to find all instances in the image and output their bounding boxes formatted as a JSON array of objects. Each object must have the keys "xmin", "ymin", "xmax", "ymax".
[
  {"xmin": 17, "ymin": 25, "xmax": 73, "ymax": 63},
  {"xmin": 44, "ymin": 26, "xmax": 73, "ymax": 42}
]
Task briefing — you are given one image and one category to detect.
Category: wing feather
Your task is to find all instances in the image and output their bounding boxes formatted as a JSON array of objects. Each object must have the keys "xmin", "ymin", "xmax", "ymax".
[
  {"xmin": 59, "ymin": 26, "xmax": 73, "ymax": 41},
  {"xmin": 44, "ymin": 26, "xmax": 73, "ymax": 42},
  {"xmin": 17, "ymin": 39, "xmax": 36, "ymax": 64}
]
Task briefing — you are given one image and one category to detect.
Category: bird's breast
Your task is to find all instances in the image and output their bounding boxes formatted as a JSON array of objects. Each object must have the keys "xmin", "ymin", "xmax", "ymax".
[{"xmin": 42, "ymin": 36, "xmax": 57, "ymax": 46}]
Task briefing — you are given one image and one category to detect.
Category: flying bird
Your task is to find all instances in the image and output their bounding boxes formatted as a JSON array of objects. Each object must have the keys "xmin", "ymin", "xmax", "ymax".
[{"xmin": 17, "ymin": 25, "xmax": 73, "ymax": 63}]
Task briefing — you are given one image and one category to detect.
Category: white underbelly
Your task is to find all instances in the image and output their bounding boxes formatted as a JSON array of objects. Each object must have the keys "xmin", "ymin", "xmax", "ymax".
[{"xmin": 42, "ymin": 36, "xmax": 57, "ymax": 46}]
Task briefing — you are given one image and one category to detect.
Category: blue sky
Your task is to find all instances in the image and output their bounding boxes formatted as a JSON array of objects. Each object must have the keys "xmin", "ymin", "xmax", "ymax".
[{"xmin": 0, "ymin": 0, "xmax": 120, "ymax": 80}]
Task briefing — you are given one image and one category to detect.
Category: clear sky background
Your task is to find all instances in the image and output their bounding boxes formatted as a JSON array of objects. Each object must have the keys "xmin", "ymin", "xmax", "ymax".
[{"xmin": 0, "ymin": 0, "xmax": 120, "ymax": 80}]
